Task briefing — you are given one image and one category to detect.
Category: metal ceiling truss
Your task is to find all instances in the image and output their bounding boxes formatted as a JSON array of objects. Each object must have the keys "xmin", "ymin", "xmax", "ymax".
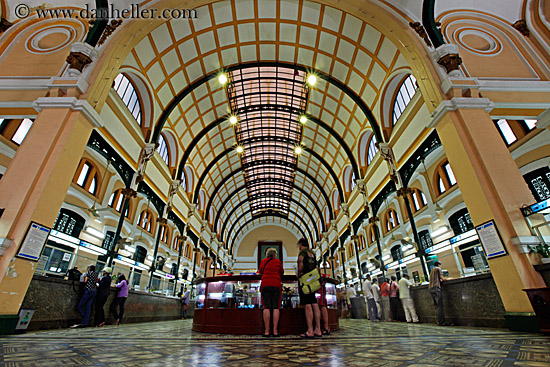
[
  {"xmin": 226, "ymin": 65, "xmax": 307, "ymax": 217},
  {"xmin": 212, "ymin": 183, "xmax": 329, "ymax": 233},
  {"xmin": 194, "ymin": 147, "xmax": 344, "ymax": 206},
  {"xmin": 205, "ymin": 166, "xmax": 334, "ymax": 225},
  {"xmin": 227, "ymin": 209, "xmax": 315, "ymax": 254},
  {"xmin": 229, "ymin": 214, "xmax": 310, "ymax": 255},
  {"xmin": 220, "ymin": 196, "xmax": 320, "ymax": 243},
  {"xmin": 153, "ymin": 61, "xmax": 382, "ymax": 147}
]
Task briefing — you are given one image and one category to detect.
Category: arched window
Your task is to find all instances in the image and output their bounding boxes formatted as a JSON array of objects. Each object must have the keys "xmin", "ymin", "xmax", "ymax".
[
  {"xmin": 182, "ymin": 166, "xmax": 194, "ymax": 193},
  {"xmin": 384, "ymin": 208, "xmax": 400, "ymax": 233},
  {"xmin": 367, "ymin": 226, "xmax": 376, "ymax": 245},
  {"xmin": 392, "ymin": 75, "xmax": 418, "ymax": 125},
  {"xmin": 113, "ymin": 73, "xmax": 142, "ymax": 125},
  {"xmin": 343, "ymin": 166, "xmax": 354, "ymax": 194},
  {"xmin": 494, "ymin": 119, "xmax": 537, "ymax": 146},
  {"xmin": 185, "ymin": 243, "xmax": 191, "ymax": 259},
  {"xmin": 73, "ymin": 159, "xmax": 99, "ymax": 196},
  {"xmin": 138, "ymin": 210, "xmax": 154, "ymax": 233},
  {"xmin": 435, "ymin": 160, "xmax": 457, "ymax": 196},
  {"xmin": 159, "ymin": 224, "xmax": 170, "ymax": 244},
  {"xmin": 172, "ymin": 235, "xmax": 180, "ymax": 251},
  {"xmin": 134, "ymin": 245, "xmax": 147, "ymax": 263},
  {"xmin": 0, "ymin": 118, "xmax": 34, "ymax": 146},
  {"xmin": 157, "ymin": 134, "xmax": 169, "ymax": 165},
  {"xmin": 406, "ymin": 188, "xmax": 428, "ymax": 214},
  {"xmin": 108, "ymin": 189, "xmax": 130, "ymax": 217},
  {"xmin": 367, "ymin": 134, "xmax": 378, "ymax": 165}
]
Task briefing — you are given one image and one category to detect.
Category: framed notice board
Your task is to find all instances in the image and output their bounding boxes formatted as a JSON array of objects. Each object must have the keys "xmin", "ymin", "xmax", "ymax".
[
  {"xmin": 16, "ymin": 222, "xmax": 51, "ymax": 261},
  {"xmin": 475, "ymin": 220, "xmax": 507, "ymax": 259}
]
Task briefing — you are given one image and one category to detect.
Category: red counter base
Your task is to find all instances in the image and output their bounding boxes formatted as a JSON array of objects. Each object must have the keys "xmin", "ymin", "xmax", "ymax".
[{"xmin": 192, "ymin": 308, "xmax": 339, "ymax": 335}]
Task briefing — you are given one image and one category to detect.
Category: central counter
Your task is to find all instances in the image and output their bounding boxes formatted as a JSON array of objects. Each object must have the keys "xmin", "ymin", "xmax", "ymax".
[{"xmin": 192, "ymin": 274, "xmax": 339, "ymax": 335}]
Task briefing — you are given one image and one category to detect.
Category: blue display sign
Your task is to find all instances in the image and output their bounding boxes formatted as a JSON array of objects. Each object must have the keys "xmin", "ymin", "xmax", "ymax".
[{"xmin": 521, "ymin": 198, "xmax": 550, "ymax": 216}]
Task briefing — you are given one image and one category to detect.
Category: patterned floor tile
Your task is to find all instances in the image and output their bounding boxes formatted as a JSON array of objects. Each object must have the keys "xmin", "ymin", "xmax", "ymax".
[{"xmin": 1, "ymin": 319, "xmax": 549, "ymax": 366}]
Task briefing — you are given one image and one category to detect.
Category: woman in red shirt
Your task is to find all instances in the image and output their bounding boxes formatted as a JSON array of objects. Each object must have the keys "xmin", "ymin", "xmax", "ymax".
[{"xmin": 258, "ymin": 248, "xmax": 284, "ymax": 337}]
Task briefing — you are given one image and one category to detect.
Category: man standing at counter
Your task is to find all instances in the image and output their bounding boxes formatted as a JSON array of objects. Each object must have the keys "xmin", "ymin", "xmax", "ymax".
[
  {"xmin": 429, "ymin": 261, "xmax": 450, "ymax": 326},
  {"xmin": 297, "ymin": 238, "xmax": 322, "ymax": 338},
  {"xmin": 258, "ymin": 248, "xmax": 284, "ymax": 337}
]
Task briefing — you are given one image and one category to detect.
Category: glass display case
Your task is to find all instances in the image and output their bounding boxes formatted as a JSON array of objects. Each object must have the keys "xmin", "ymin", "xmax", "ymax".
[
  {"xmin": 195, "ymin": 276, "xmax": 337, "ymax": 310},
  {"xmin": 192, "ymin": 274, "xmax": 340, "ymax": 335}
]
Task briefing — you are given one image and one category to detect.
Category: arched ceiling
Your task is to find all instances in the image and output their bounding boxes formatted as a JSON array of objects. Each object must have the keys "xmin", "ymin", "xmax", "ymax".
[{"xmin": 118, "ymin": 0, "xmax": 417, "ymax": 252}]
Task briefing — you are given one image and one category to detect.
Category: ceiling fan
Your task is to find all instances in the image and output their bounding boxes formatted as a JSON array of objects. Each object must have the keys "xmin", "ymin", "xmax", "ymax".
[
  {"xmin": 66, "ymin": 160, "xmax": 112, "ymax": 217},
  {"xmin": 66, "ymin": 201, "xmax": 111, "ymax": 217}
]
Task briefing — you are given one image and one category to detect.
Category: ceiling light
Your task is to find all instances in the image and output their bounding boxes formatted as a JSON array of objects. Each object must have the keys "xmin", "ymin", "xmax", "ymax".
[
  {"xmin": 307, "ymin": 74, "xmax": 317, "ymax": 86},
  {"xmin": 218, "ymin": 74, "xmax": 228, "ymax": 85},
  {"xmin": 235, "ymin": 145, "xmax": 244, "ymax": 154},
  {"xmin": 229, "ymin": 115, "xmax": 238, "ymax": 125},
  {"xmin": 299, "ymin": 115, "xmax": 307, "ymax": 124},
  {"xmin": 294, "ymin": 146, "xmax": 303, "ymax": 155}
]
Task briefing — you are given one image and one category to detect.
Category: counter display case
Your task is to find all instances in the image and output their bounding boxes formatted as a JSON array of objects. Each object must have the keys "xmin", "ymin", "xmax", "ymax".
[{"xmin": 192, "ymin": 274, "xmax": 339, "ymax": 335}]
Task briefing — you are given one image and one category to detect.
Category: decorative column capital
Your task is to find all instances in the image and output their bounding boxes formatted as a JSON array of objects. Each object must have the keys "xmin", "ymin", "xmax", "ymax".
[
  {"xmin": 512, "ymin": 20, "xmax": 530, "ymax": 37},
  {"xmin": 121, "ymin": 188, "xmax": 137, "ymax": 198},
  {"xmin": 368, "ymin": 216, "xmax": 379, "ymax": 224},
  {"xmin": 157, "ymin": 217, "xmax": 168, "ymax": 225},
  {"xmin": 0, "ymin": 18, "xmax": 13, "ymax": 34},
  {"xmin": 409, "ymin": 22, "xmax": 432, "ymax": 47},
  {"xmin": 432, "ymin": 44, "xmax": 462, "ymax": 76},
  {"xmin": 66, "ymin": 42, "xmax": 98, "ymax": 77},
  {"xmin": 397, "ymin": 187, "xmax": 414, "ymax": 197}
]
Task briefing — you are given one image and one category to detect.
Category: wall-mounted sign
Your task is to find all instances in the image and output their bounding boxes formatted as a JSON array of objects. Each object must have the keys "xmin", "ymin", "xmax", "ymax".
[
  {"xmin": 475, "ymin": 220, "xmax": 507, "ymax": 259},
  {"xmin": 16, "ymin": 222, "xmax": 51, "ymax": 261}
]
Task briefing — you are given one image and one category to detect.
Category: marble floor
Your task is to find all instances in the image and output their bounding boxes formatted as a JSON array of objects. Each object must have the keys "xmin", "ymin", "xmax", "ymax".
[{"xmin": 0, "ymin": 319, "xmax": 549, "ymax": 366}]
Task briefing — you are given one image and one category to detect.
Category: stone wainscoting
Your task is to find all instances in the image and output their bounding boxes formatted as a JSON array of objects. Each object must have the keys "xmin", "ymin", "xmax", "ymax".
[
  {"xmin": 410, "ymin": 273, "xmax": 507, "ymax": 328},
  {"xmin": 20, "ymin": 275, "xmax": 189, "ymax": 331}
]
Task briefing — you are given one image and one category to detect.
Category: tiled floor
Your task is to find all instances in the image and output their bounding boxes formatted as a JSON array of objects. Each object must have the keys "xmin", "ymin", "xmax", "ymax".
[{"xmin": 1, "ymin": 319, "xmax": 549, "ymax": 366}]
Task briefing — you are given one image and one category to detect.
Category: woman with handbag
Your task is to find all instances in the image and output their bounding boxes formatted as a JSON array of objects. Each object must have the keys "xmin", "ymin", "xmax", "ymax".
[
  {"xmin": 297, "ymin": 238, "xmax": 322, "ymax": 338},
  {"xmin": 258, "ymin": 248, "xmax": 284, "ymax": 337},
  {"xmin": 110, "ymin": 274, "xmax": 129, "ymax": 325}
]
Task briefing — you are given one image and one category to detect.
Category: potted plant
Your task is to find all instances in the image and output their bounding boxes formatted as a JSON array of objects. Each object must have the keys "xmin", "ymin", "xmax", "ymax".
[{"xmin": 529, "ymin": 242, "xmax": 550, "ymax": 264}]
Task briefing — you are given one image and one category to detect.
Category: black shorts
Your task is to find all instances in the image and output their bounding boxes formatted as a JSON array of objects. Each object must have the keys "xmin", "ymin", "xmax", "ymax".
[
  {"xmin": 299, "ymin": 286, "xmax": 317, "ymax": 305},
  {"xmin": 261, "ymin": 287, "xmax": 281, "ymax": 310}
]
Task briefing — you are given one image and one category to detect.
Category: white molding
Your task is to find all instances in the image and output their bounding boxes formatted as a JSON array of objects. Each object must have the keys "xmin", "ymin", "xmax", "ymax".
[
  {"xmin": 442, "ymin": 77, "xmax": 550, "ymax": 94},
  {"xmin": 0, "ymin": 238, "xmax": 13, "ymax": 256},
  {"xmin": 0, "ymin": 101, "xmax": 35, "ymax": 110},
  {"xmin": 536, "ymin": 108, "xmax": 550, "ymax": 129},
  {"xmin": 511, "ymin": 236, "xmax": 541, "ymax": 254},
  {"xmin": 429, "ymin": 98, "xmax": 495, "ymax": 128},
  {"xmin": 33, "ymin": 97, "xmax": 104, "ymax": 128},
  {"xmin": 0, "ymin": 77, "xmax": 50, "ymax": 90},
  {"xmin": 0, "ymin": 77, "xmax": 88, "ymax": 94}
]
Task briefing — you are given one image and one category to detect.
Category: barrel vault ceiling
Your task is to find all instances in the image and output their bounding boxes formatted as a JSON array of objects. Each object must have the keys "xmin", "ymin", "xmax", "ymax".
[{"xmin": 120, "ymin": 0, "xmax": 412, "ymax": 253}]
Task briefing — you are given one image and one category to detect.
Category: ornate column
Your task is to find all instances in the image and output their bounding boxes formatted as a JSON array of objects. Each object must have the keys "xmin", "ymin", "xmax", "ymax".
[
  {"xmin": 369, "ymin": 216, "xmax": 386, "ymax": 280},
  {"xmin": 0, "ymin": 96, "xmax": 102, "ymax": 334},
  {"xmin": 430, "ymin": 92, "xmax": 546, "ymax": 326}
]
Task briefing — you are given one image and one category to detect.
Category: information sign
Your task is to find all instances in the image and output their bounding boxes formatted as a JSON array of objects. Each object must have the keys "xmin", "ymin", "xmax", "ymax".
[
  {"xmin": 475, "ymin": 220, "xmax": 506, "ymax": 259},
  {"xmin": 16, "ymin": 222, "xmax": 51, "ymax": 261}
]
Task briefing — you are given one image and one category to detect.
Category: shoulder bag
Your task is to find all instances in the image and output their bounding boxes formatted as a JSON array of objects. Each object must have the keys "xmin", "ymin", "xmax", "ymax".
[{"xmin": 299, "ymin": 268, "xmax": 321, "ymax": 295}]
